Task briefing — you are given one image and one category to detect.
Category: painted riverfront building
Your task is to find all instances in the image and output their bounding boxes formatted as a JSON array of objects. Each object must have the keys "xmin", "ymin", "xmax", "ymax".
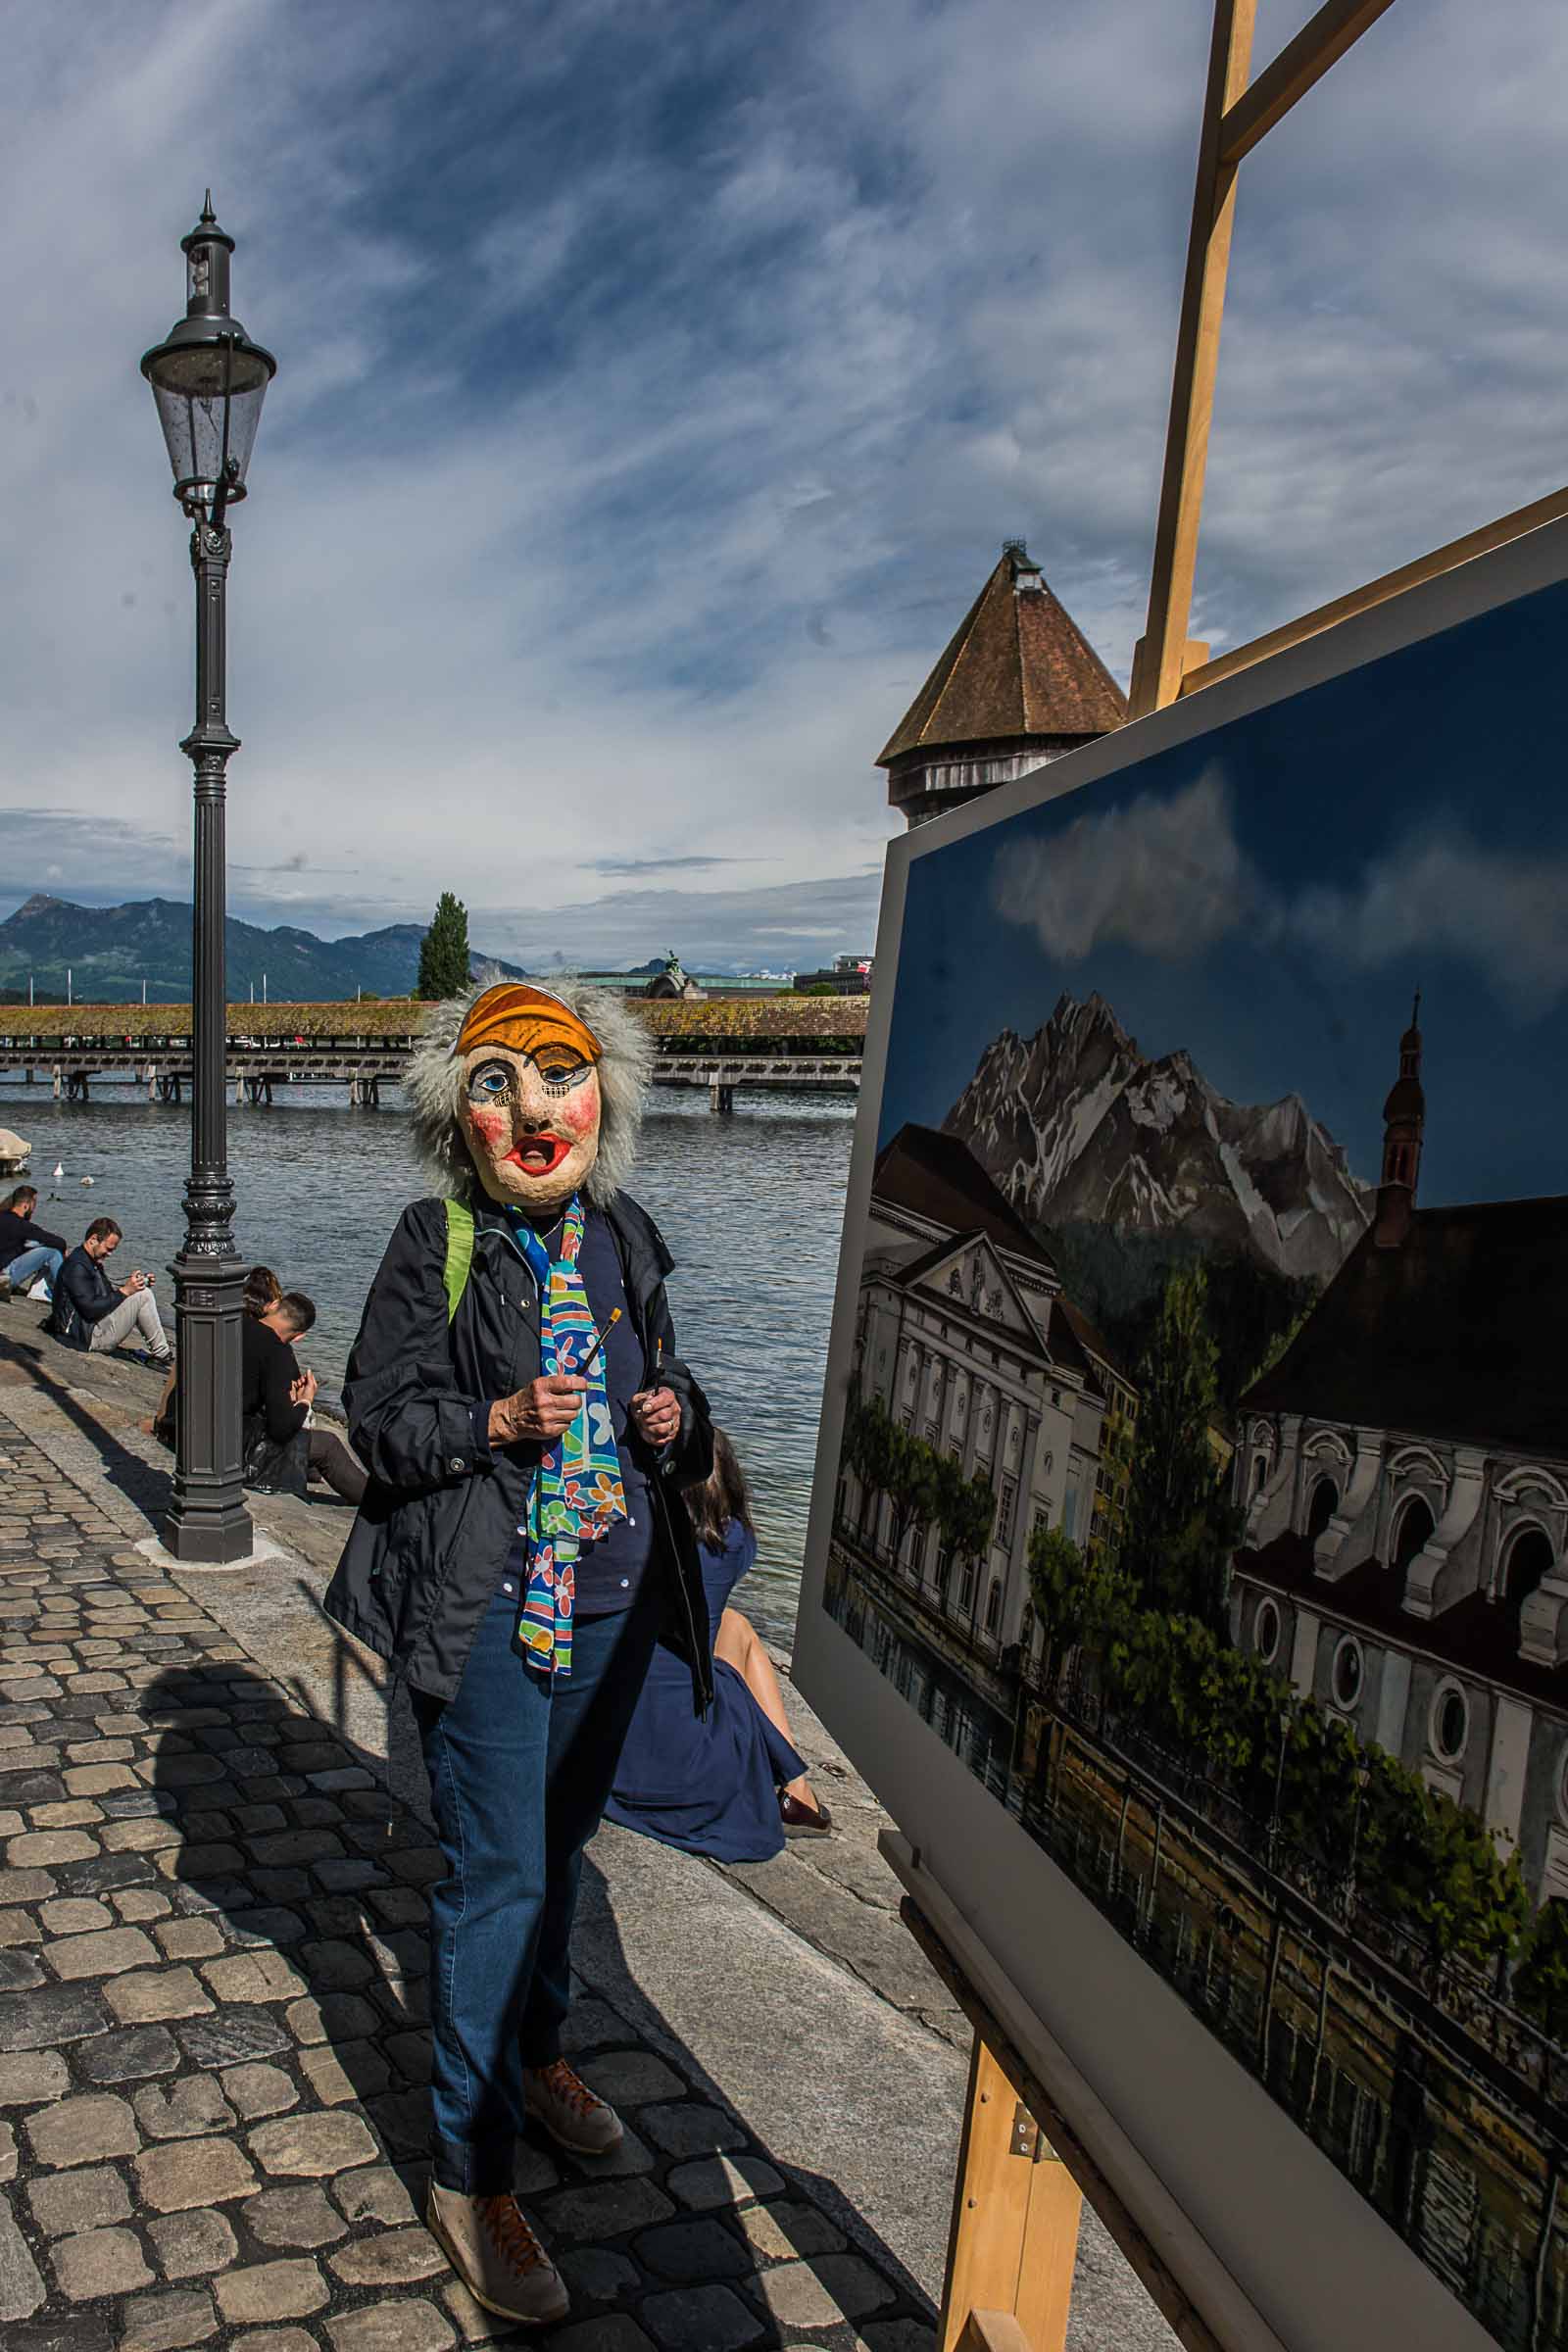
[
  {"xmin": 829, "ymin": 1124, "xmax": 1126, "ymax": 1785},
  {"xmin": 1231, "ymin": 1006, "xmax": 1568, "ymax": 1902}
]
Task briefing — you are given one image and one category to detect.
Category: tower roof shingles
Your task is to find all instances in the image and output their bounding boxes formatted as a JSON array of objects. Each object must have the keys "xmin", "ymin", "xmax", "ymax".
[{"xmin": 878, "ymin": 545, "xmax": 1127, "ymax": 767}]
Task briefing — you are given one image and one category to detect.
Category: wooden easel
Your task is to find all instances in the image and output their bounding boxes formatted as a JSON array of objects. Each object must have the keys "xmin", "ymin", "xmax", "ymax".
[
  {"xmin": 920, "ymin": 1917, "xmax": 1083, "ymax": 2352},
  {"xmin": 1130, "ymin": 0, "xmax": 1568, "ymax": 722},
  {"xmin": 1130, "ymin": 0, "xmax": 1408, "ymax": 720}
]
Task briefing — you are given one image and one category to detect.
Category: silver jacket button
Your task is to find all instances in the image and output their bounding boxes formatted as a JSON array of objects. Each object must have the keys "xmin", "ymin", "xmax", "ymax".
[{"xmin": 450, "ymin": 1456, "xmax": 466, "ymax": 1473}]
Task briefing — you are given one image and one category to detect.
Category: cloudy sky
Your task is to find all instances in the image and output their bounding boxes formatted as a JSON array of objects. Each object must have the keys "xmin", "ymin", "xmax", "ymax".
[{"xmin": 2, "ymin": 0, "xmax": 1564, "ymax": 969}]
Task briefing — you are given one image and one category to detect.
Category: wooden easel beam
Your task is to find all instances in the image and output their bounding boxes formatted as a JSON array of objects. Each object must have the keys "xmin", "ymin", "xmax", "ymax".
[
  {"xmin": 1178, "ymin": 480, "xmax": 1568, "ymax": 698},
  {"xmin": 1129, "ymin": 0, "xmax": 1257, "ymax": 719},
  {"xmin": 942, "ymin": 2035, "xmax": 1081, "ymax": 2352},
  {"xmin": 957, "ymin": 2314, "xmax": 1035, "ymax": 2352},
  {"xmin": 1219, "ymin": 0, "xmax": 1398, "ymax": 165},
  {"xmin": 904, "ymin": 1894, "xmax": 1231, "ymax": 2352}
]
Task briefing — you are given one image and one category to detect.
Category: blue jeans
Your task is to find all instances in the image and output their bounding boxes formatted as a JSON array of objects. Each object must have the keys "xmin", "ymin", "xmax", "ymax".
[
  {"xmin": 6, "ymin": 1245, "xmax": 61, "ymax": 1293},
  {"xmin": 413, "ymin": 1577, "xmax": 662, "ymax": 2194}
]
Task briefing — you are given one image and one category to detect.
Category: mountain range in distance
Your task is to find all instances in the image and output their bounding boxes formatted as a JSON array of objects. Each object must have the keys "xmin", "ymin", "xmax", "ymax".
[
  {"xmin": 0, "ymin": 896, "xmax": 705, "ymax": 1004},
  {"xmin": 944, "ymin": 989, "xmax": 1372, "ymax": 1287}
]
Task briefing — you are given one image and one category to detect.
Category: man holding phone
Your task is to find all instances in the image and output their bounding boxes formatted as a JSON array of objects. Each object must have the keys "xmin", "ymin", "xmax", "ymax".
[{"xmin": 47, "ymin": 1215, "xmax": 172, "ymax": 1363}]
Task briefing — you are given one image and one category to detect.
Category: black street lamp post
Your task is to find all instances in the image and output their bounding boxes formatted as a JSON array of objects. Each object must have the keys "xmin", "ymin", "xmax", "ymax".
[{"xmin": 141, "ymin": 197, "xmax": 275, "ymax": 1563}]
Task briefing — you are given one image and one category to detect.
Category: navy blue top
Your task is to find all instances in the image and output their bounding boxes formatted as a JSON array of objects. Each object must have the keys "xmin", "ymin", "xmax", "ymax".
[
  {"xmin": 474, "ymin": 1203, "xmax": 656, "ymax": 1617},
  {"xmin": 604, "ymin": 1519, "xmax": 808, "ymax": 1862},
  {"xmin": 567, "ymin": 1206, "xmax": 656, "ymax": 1615}
]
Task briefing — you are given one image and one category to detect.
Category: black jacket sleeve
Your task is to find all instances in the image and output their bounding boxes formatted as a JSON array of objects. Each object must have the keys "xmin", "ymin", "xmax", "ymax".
[
  {"xmin": 60, "ymin": 1249, "xmax": 119, "ymax": 1329},
  {"xmin": 640, "ymin": 1282, "xmax": 714, "ymax": 1492},
  {"xmin": 257, "ymin": 1329, "xmax": 307, "ymax": 1446},
  {"xmin": 17, "ymin": 1216, "xmax": 67, "ymax": 1254},
  {"xmin": 343, "ymin": 1200, "xmax": 496, "ymax": 1494}
]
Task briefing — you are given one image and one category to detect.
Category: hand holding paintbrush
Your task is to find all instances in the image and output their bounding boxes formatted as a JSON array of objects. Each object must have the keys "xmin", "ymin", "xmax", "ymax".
[{"xmin": 630, "ymin": 1333, "xmax": 680, "ymax": 1449}]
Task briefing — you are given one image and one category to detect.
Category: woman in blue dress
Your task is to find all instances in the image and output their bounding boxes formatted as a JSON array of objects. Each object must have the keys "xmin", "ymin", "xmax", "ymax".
[{"xmin": 605, "ymin": 1428, "xmax": 832, "ymax": 1860}]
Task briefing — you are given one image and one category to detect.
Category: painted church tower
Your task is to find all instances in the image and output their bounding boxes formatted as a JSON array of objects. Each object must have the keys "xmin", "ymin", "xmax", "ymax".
[
  {"xmin": 1373, "ymin": 995, "xmax": 1426, "ymax": 1250},
  {"xmin": 876, "ymin": 542, "xmax": 1128, "ymax": 830}
]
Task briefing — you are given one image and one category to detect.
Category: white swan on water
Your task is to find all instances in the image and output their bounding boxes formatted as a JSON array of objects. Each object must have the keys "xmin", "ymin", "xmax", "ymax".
[{"xmin": 53, "ymin": 1162, "xmax": 64, "ymax": 1178}]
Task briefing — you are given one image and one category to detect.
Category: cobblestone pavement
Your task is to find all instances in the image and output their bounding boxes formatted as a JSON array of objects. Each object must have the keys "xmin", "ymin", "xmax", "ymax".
[{"xmin": 0, "ymin": 1423, "xmax": 939, "ymax": 2352}]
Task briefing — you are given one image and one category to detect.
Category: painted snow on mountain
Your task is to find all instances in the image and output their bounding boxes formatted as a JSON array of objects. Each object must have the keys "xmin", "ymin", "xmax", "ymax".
[{"xmin": 944, "ymin": 992, "xmax": 1372, "ymax": 1282}]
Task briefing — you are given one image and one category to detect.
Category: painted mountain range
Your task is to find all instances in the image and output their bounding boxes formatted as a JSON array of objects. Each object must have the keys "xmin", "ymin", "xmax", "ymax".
[{"xmin": 944, "ymin": 991, "xmax": 1372, "ymax": 1283}]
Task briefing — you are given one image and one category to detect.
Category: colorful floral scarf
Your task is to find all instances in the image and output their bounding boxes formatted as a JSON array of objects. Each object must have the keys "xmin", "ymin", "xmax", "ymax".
[{"xmin": 509, "ymin": 1198, "xmax": 627, "ymax": 1678}]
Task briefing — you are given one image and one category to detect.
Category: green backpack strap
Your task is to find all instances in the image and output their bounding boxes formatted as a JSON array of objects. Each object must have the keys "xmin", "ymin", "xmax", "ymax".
[{"xmin": 442, "ymin": 1198, "xmax": 475, "ymax": 1324}]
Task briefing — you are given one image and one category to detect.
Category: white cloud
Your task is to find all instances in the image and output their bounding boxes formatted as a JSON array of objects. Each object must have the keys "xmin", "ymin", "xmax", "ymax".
[
  {"xmin": 1292, "ymin": 826, "xmax": 1568, "ymax": 1018},
  {"xmin": 992, "ymin": 769, "xmax": 1253, "ymax": 963}
]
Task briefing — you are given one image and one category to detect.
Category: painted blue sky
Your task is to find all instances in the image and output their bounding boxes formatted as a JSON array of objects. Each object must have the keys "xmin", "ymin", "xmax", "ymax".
[
  {"xmin": 2, "ymin": 3, "xmax": 1567, "ymax": 967},
  {"xmin": 880, "ymin": 571, "xmax": 1568, "ymax": 1211}
]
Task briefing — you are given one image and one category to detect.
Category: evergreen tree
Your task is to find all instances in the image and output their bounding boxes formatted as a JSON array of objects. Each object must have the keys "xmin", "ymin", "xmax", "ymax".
[
  {"xmin": 416, "ymin": 893, "xmax": 471, "ymax": 1000},
  {"xmin": 1119, "ymin": 1263, "xmax": 1241, "ymax": 1626}
]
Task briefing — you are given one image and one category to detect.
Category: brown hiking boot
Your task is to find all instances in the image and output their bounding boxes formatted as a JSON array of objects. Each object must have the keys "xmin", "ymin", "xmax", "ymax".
[
  {"xmin": 426, "ymin": 2182, "xmax": 568, "ymax": 2326},
  {"xmin": 523, "ymin": 2056, "xmax": 623, "ymax": 2155}
]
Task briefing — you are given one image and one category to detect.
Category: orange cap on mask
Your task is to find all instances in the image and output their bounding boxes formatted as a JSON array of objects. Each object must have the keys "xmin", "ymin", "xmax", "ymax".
[{"xmin": 454, "ymin": 983, "xmax": 603, "ymax": 1067}]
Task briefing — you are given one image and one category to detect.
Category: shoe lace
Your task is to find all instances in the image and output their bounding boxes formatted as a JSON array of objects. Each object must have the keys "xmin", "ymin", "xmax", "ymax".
[
  {"xmin": 539, "ymin": 2058, "xmax": 602, "ymax": 2118},
  {"xmin": 479, "ymin": 2194, "xmax": 548, "ymax": 2276}
]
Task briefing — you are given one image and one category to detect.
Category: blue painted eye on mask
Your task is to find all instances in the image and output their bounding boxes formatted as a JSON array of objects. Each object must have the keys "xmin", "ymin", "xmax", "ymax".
[{"xmin": 466, "ymin": 1058, "xmax": 516, "ymax": 1105}]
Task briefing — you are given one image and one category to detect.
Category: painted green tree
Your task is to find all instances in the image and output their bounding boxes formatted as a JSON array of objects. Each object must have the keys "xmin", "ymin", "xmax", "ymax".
[
  {"xmin": 842, "ymin": 1392, "xmax": 995, "ymax": 1590},
  {"xmin": 1119, "ymin": 1263, "xmax": 1240, "ymax": 1627},
  {"xmin": 1515, "ymin": 1899, "xmax": 1568, "ymax": 2044},
  {"xmin": 416, "ymin": 893, "xmax": 471, "ymax": 1001},
  {"xmin": 1027, "ymin": 1523, "xmax": 1130, "ymax": 1698}
]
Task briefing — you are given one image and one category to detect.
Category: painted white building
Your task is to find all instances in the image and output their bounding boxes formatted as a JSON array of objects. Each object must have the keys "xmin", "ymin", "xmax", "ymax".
[
  {"xmin": 840, "ymin": 1123, "xmax": 1110, "ymax": 1676},
  {"xmin": 1231, "ymin": 1007, "xmax": 1568, "ymax": 1899}
]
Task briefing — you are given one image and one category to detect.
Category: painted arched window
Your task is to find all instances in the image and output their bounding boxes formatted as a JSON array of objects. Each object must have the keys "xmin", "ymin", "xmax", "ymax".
[
  {"xmin": 985, "ymin": 1580, "xmax": 1003, "ymax": 1636},
  {"xmin": 1504, "ymin": 1526, "xmax": 1555, "ymax": 1631},
  {"xmin": 1251, "ymin": 1452, "xmax": 1269, "ymax": 1494},
  {"xmin": 1305, "ymin": 1476, "xmax": 1339, "ymax": 1544},
  {"xmin": 1391, "ymin": 1495, "xmax": 1435, "ymax": 1596}
]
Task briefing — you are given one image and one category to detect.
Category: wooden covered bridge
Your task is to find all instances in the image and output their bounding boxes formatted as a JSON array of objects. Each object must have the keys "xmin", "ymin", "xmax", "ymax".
[{"xmin": 0, "ymin": 996, "xmax": 867, "ymax": 1114}]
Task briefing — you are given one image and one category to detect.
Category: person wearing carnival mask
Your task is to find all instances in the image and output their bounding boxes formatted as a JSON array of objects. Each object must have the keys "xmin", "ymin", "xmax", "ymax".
[{"xmin": 324, "ymin": 979, "xmax": 714, "ymax": 2328}]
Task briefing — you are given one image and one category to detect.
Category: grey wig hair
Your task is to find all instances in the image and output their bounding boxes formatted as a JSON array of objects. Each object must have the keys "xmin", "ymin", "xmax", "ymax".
[{"xmin": 403, "ymin": 970, "xmax": 654, "ymax": 1206}]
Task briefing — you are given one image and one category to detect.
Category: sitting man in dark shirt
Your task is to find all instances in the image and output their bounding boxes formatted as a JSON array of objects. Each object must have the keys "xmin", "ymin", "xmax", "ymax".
[
  {"xmin": 242, "ymin": 1290, "xmax": 367, "ymax": 1504},
  {"xmin": 0, "ymin": 1184, "xmax": 68, "ymax": 1301},
  {"xmin": 47, "ymin": 1216, "xmax": 171, "ymax": 1361}
]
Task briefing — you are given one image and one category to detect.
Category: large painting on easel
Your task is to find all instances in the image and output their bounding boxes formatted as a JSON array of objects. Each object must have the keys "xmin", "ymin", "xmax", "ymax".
[{"xmin": 795, "ymin": 526, "xmax": 1568, "ymax": 2352}]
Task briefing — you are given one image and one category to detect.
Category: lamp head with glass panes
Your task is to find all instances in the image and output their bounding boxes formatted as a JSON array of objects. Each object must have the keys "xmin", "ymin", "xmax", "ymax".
[{"xmin": 140, "ymin": 193, "xmax": 275, "ymax": 522}]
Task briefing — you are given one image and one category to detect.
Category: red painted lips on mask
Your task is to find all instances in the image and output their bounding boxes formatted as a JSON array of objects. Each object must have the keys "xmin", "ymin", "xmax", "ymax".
[{"xmin": 506, "ymin": 1135, "xmax": 571, "ymax": 1177}]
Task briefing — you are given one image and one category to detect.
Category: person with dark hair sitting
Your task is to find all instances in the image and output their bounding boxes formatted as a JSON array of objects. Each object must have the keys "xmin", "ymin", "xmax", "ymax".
[
  {"xmin": 242, "ymin": 1289, "xmax": 367, "ymax": 1503},
  {"xmin": 0, "ymin": 1184, "xmax": 67, "ymax": 1301},
  {"xmin": 48, "ymin": 1217, "xmax": 171, "ymax": 1362},
  {"xmin": 150, "ymin": 1265, "xmax": 280, "ymax": 1448},
  {"xmin": 604, "ymin": 1426, "xmax": 831, "ymax": 1859}
]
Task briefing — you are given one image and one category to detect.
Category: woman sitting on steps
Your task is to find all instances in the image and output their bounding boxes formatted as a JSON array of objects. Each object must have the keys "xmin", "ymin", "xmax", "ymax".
[{"xmin": 604, "ymin": 1424, "xmax": 833, "ymax": 1858}]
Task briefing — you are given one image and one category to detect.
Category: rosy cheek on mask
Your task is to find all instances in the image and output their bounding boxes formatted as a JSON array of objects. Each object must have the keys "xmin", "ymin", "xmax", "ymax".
[
  {"xmin": 466, "ymin": 1106, "xmax": 510, "ymax": 1152},
  {"xmin": 557, "ymin": 1085, "xmax": 599, "ymax": 1142}
]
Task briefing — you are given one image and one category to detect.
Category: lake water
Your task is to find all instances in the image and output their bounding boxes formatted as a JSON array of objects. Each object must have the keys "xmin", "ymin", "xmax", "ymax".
[{"xmin": 0, "ymin": 1079, "xmax": 855, "ymax": 1647}]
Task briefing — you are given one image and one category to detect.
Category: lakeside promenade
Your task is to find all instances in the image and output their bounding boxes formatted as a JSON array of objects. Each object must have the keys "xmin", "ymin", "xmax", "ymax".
[{"xmin": 0, "ymin": 1298, "xmax": 1172, "ymax": 2351}]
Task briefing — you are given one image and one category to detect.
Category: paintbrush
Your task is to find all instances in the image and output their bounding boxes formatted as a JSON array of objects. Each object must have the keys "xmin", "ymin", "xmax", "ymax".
[{"xmin": 577, "ymin": 1308, "xmax": 621, "ymax": 1379}]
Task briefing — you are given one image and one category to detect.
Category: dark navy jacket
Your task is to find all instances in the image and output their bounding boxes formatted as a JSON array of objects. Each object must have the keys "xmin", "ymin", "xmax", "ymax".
[
  {"xmin": 45, "ymin": 1246, "xmax": 121, "ymax": 1350},
  {"xmin": 323, "ymin": 1191, "xmax": 715, "ymax": 1708},
  {"xmin": 0, "ymin": 1207, "xmax": 67, "ymax": 1272}
]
